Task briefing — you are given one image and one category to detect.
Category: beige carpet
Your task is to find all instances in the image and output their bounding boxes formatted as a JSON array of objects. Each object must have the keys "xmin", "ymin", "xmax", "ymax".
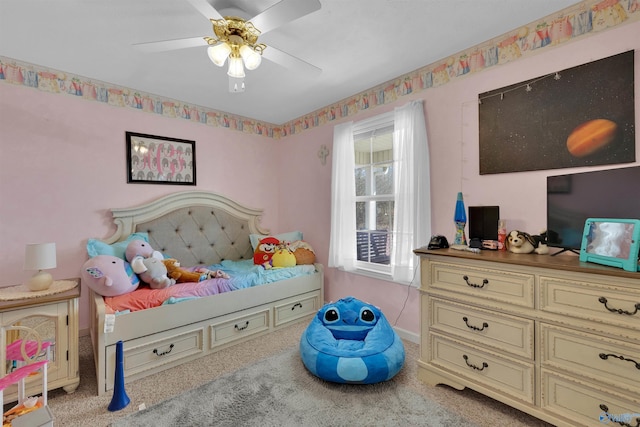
[{"xmin": 44, "ymin": 322, "xmax": 552, "ymax": 426}]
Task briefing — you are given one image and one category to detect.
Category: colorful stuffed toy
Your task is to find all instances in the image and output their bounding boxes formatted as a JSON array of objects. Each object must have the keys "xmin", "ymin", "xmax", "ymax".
[
  {"xmin": 125, "ymin": 240, "xmax": 175, "ymax": 289},
  {"xmin": 271, "ymin": 246, "xmax": 297, "ymax": 268},
  {"xmin": 81, "ymin": 255, "xmax": 140, "ymax": 297},
  {"xmin": 299, "ymin": 296, "xmax": 405, "ymax": 384},
  {"xmin": 253, "ymin": 236, "xmax": 280, "ymax": 268},
  {"xmin": 162, "ymin": 259, "xmax": 208, "ymax": 283},
  {"xmin": 505, "ymin": 230, "xmax": 549, "ymax": 254}
]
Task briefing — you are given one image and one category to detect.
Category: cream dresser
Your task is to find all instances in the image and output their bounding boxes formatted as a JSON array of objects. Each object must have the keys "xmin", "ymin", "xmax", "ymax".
[{"xmin": 415, "ymin": 248, "xmax": 640, "ymax": 427}]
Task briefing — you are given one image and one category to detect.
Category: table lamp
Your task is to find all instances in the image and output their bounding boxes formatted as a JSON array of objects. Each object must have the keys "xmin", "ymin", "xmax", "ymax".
[{"xmin": 24, "ymin": 243, "xmax": 57, "ymax": 291}]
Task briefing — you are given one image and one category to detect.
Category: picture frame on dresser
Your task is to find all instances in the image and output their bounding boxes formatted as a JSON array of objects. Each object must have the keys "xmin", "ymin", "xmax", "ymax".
[
  {"xmin": 126, "ymin": 131, "xmax": 196, "ymax": 185},
  {"xmin": 579, "ymin": 218, "xmax": 640, "ymax": 272}
]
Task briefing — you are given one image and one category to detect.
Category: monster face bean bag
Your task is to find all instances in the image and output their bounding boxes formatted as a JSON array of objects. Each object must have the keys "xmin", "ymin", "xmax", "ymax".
[{"xmin": 300, "ymin": 296, "xmax": 405, "ymax": 384}]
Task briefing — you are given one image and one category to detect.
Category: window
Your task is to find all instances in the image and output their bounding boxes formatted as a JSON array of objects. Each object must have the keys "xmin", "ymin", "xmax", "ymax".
[
  {"xmin": 329, "ymin": 101, "xmax": 431, "ymax": 284},
  {"xmin": 354, "ymin": 115, "xmax": 394, "ymax": 274}
]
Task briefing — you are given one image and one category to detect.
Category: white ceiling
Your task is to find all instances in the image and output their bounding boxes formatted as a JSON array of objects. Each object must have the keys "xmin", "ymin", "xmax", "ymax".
[{"xmin": 0, "ymin": 0, "xmax": 579, "ymax": 124}]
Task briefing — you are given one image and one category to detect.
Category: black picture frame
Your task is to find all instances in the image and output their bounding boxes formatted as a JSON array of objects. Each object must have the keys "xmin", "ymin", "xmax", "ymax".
[{"xmin": 126, "ymin": 131, "xmax": 196, "ymax": 185}]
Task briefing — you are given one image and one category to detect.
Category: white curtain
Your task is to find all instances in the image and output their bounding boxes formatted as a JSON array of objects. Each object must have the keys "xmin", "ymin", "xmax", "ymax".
[
  {"xmin": 328, "ymin": 121, "xmax": 357, "ymax": 271},
  {"xmin": 391, "ymin": 100, "xmax": 431, "ymax": 283}
]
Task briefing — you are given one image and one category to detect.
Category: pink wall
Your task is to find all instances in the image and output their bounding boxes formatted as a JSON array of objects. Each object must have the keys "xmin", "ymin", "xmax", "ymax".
[
  {"xmin": 1, "ymin": 20, "xmax": 639, "ymax": 336},
  {"xmin": 280, "ymin": 20, "xmax": 640, "ymax": 335},
  {"xmin": 0, "ymin": 84, "xmax": 283, "ymax": 330}
]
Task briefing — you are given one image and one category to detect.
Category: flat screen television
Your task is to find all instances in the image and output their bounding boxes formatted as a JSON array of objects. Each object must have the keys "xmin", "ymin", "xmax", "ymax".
[{"xmin": 546, "ymin": 166, "xmax": 640, "ymax": 254}]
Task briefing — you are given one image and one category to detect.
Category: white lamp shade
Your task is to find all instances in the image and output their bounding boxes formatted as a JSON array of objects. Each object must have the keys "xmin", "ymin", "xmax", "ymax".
[
  {"xmin": 207, "ymin": 43, "xmax": 231, "ymax": 67},
  {"xmin": 239, "ymin": 45, "xmax": 262, "ymax": 70},
  {"xmin": 24, "ymin": 243, "xmax": 57, "ymax": 271},
  {"xmin": 227, "ymin": 56, "xmax": 246, "ymax": 78}
]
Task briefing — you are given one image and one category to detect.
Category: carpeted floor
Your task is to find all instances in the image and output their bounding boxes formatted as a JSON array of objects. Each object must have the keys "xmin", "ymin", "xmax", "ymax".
[{"xmin": 42, "ymin": 321, "xmax": 552, "ymax": 426}]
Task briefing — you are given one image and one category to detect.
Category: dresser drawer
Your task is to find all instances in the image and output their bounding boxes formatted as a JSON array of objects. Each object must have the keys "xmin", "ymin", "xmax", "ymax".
[
  {"xmin": 209, "ymin": 308, "xmax": 270, "ymax": 349},
  {"xmin": 540, "ymin": 276, "xmax": 640, "ymax": 332},
  {"xmin": 541, "ymin": 369, "xmax": 640, "ymax": 427},
  {"xmin": 106, "ymin": 327, "xmax": 204, "ymax": 390},
  {"xmin": 429, "ymin": 261, "xmax": 534, "ymax": 307},
  {"xmin": 274, "ymin": 290, "xmax": 321, "ymax": 327},
  {"xmin": 429, "ymin": 297, "xmax": 534, "ymax": 359},
  {"xmin": 540, "ymin": 324, "xmax": 640, "ymax": 395},
  {"xmin": 428, "ymin": 333, "xmax": 534, "ymax": 403}
]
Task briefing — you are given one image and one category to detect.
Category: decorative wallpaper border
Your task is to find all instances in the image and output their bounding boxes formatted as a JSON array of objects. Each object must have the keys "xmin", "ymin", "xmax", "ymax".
[{"xmin": 1, "ymin": 0, "xmax": 638, "ymax": 139}]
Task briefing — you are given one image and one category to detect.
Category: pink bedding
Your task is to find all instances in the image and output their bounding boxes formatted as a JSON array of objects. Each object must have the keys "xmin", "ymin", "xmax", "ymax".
[{"xmin": 103, "ymin": 278, "xmax": 234, "ymax": 314}]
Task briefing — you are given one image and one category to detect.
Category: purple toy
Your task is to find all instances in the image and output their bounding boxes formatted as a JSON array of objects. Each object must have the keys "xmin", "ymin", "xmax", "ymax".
[{"xmin": 81, "ymin": 255, "xmax": 139, "ymax": 297}]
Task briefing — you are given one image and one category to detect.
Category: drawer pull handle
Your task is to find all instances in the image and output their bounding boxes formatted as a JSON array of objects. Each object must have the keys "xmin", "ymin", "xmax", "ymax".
[
  {"xmin": 153, "ymin": 344, "xmax": 174, "ymax": 357},
  {"xmin": 235, "ymin": 321, "xmax": 250, "ymax": 331},
  {"xmin": 462, "ymin": 317, "xmax": 489, "ymax": 331},
  {"xmin": 463, "ymin": 355, "xmax": 488, "ymax": 371},
  {"xmin": 462, "ymin": 275, "xmax": 488, "ymax": 288},
  {"xmin": 599, "ymin": 404, "xmax": 640, "ymax": 427},
  {"xmin": 291, "ymin": 302, "xmax": 303, "ymax": 310},
  {"xmin": 598, "ymin": 297, "xmax": 640, "ymax": 316},
  {"xmin": 599, "ymin": 353, "xmax": 640, "ymax": 370}
]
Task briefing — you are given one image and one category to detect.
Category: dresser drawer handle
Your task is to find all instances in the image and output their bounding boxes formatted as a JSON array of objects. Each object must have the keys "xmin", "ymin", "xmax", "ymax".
[
  {"xmin": 462, "ymin": 317, "xmax": 489, "ymax": 331},
  {"xmin": 599, "ymin": 353, "xmax": 640, "ymax": 370},
  {"xmin": 598, "ymin": 297, "xmax": 640, "ymax": 316},
  {"xmin": 463, "ymin": 354, "xmax": 488, "ymax": 371},
  {"xmin": 291, "ymin": 302, "xmax": 303, "ymax": 310},
  {"xmin": 462, "ymin": 275, "xmax": 488, "ymax": 288},
  {"xmin": 234, "ymin": 321, "xmax": 250, "ymax": 331},
  {"xmin": 153, "ymin": 343, "xmax": 174, "ymax": 357},
  {"xmin": 599, "ymin": 404, "xmax": 640, "ymax": 427}
]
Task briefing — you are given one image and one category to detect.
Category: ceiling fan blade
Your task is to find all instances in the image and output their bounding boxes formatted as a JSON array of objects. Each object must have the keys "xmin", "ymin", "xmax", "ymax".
[
  {"xmin": 250, "ymin": 0, "xmax": 321, "ymax": 35},
  {"xmin": 185, "ymin": 0, "xmax": 224, "ymax": 20},
  {"xmin": 133, "ymin": 37, "xmax": 208, "ymax": 53},
  {"xmin": 262, "ymin": 46, "xmax": 321, "ymax": 75}
]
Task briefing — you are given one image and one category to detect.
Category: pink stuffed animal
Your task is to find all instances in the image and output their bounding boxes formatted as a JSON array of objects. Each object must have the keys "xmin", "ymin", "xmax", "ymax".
[
  {"xmin": 81, "ymin": 255, "xmax": 140, "ymax": 297},
  {"xmin": 125, "ymin": 240, "xmax": 175, "ymax": 289}
]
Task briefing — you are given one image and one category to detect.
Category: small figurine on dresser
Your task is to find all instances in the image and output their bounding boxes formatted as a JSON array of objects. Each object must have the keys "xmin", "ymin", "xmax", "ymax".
[{"xmin": 505, "ymin": 230, "xmax": 549, "ymax": 254}]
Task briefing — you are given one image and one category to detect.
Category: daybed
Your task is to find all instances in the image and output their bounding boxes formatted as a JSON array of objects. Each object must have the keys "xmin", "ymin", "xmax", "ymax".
[{"xmin": 89, "ymin": 191, "xmax": 324, "ymax": 395}]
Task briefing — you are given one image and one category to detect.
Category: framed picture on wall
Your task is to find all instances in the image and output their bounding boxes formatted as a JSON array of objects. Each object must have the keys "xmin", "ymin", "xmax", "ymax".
[
  {"xmin": 478, "ymin": 51, "xmax": 635, "ymax": 175},
  {"xmin": 126, "ymin": 132, "xmax": 196, "ymax": 185}
]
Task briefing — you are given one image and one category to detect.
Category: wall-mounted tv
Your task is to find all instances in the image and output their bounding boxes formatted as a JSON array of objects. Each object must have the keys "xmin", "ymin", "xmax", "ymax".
[{"xmin": 546, "ymin": 166, "xmax": 640, "ymax": 254}]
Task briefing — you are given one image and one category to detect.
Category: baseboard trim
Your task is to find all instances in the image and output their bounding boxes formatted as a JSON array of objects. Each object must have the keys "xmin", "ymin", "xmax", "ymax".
[{"xmin": 394, "ymin": 326, "xmax": 419, "ymax": 344}]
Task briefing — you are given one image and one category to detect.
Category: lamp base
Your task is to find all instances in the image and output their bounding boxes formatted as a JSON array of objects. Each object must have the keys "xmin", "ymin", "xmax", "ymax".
[{"xmin": 27, "ymin": 271, "xmax": 53, "ymax": 291}]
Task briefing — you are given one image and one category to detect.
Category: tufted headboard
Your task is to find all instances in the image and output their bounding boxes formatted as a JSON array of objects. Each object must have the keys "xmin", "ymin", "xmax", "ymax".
[{"xmin": 102, "ymin": 191, "xmax": 269, "ymax": 266}]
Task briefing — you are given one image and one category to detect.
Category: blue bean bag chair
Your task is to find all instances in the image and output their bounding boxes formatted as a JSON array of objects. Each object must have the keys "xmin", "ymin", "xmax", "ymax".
[{"xmin": 299, "ymin": 296, "xmax": 405, "ymax": 384}]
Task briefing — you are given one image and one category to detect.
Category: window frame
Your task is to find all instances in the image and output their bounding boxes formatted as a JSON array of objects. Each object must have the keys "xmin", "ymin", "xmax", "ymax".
[{"xmin": 352, "ymin": 112, "xmax": 395, "ymax": 275}]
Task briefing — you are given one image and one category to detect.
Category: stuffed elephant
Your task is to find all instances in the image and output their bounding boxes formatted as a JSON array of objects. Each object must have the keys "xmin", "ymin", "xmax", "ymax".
[{"xmin": 130, "ymin": 252, "xmax": 176, "ymax": 289}]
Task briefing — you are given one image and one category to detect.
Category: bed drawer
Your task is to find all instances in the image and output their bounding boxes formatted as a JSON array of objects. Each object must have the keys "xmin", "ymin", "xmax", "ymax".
[
  {"xmin": 429, "ymin": 298, "xmax": 534, "ymax": 359},
  {"xmin": 541, "ymin": 369, "xmax": 640, "ymax": 427},
  {"xmin": 540, "ymin": 276, "xmax": 640, "ymax": 332},
  {"xmin": 428, "ymin": 333, "xmax": 534, "ymax": 403},
  {"xmin": 209, "ymin": 308, "xmax": 270, "ymax": 349},
  {"xmin": 540, "ymin": 324, "xmax": 640, "ymax": 395},
  {"xmin": 274, "ymin": 290, "xmax": 321, "ymax": 327},
  {"xmin": 429, "ymin": 261, "xmax": 534, "ymax": 308},
  {"xmin": 106, "ymin": 327, "xmax": 204, "ymax": 391}
]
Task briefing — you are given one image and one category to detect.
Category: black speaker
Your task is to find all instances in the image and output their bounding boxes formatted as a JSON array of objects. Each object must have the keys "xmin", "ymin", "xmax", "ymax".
[{"xmin": 469, "ymin": 206, "xmax": 500, "ymax": 241}]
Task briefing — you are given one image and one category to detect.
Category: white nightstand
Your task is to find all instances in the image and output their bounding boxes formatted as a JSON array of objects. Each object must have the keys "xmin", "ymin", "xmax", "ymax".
[{"xmin": 0, "ymin": 278, "xmax": 80, "ymax": 403}]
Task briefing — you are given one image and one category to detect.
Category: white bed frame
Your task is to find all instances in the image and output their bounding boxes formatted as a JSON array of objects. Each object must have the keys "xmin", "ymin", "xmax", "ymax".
[{"xmin": 89, "ymin": 191, "xmax": 324, "ymax": 395}]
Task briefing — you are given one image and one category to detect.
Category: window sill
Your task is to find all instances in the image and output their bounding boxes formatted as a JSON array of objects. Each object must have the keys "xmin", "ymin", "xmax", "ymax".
[{"xmin": 336, "ymin": 267, "xmax": 416, "ymax": 287}]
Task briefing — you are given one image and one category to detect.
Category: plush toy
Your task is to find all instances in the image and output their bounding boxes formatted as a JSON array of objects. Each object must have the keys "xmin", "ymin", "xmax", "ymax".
[
  {"xmin": 271, "ymin": 246, "xmax": 297, "ymax": 268},
  {"xmin": 253, "ymin": 236, "xmax": 280, "ymax": 268},
  {"xmin": 162, "ymin": 259, "xmax": 208, "ymax": 283},
  {"xmin": 195, "ymin": 267, "xmax": 230, "ymax": 280},
  {"xmin": 131, "ymin": 252, "xmax": 175, "ymax": 289},
  {"xmin": 125, "ymin": 240, "xmax": 163, "ymax": 264},
  {"xmin": 299, "ymin": 296, "xmax": 405, "ymax": 384},
  {"xmin": 289, "ymin": 240, "xmax": 316, "ymax": 265},
  {"xmin": 505, "ymin": 230, "xmax": 549, "ymax": 254},
  {"xmin": 81, "ymin": 255, "xmax": 140, "ymax": 297}
]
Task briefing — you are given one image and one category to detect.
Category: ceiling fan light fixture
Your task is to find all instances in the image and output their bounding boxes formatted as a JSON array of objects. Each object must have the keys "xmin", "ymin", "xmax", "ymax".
[
  {"xmin": 227, "ymin": 55, "xmax": 246, "ymax": 78},
  {"xmin": 207, "ymin": 43, "xmax": 231, "ymax": 67},
  {"xmin": 239, "ymin": 45, "xmax": 262, "ymax": 70}
]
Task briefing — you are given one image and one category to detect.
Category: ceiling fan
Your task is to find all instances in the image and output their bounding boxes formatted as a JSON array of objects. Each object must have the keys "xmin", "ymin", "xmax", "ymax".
[{"xmin": 134, "ymin": 0, "xmax": 322, "ymax": 93}]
